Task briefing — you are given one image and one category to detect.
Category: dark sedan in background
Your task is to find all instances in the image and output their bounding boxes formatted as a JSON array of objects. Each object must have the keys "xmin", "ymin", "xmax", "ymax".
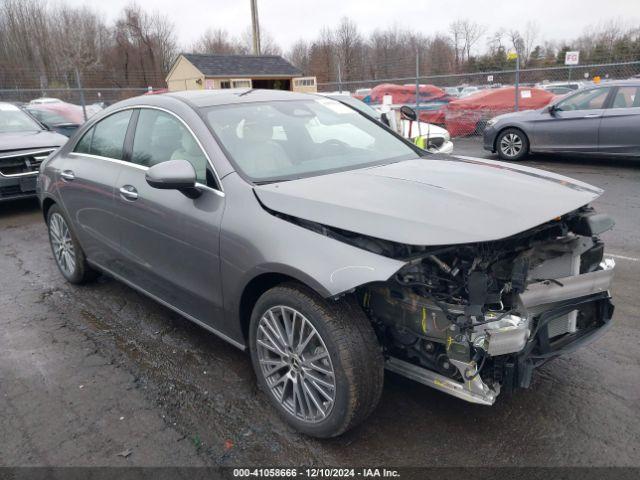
[
  {"xmin": 0, "ymin": 102, "xmax": 67, "ymax": 201},
  {"xmin": 484, "ymin": 80, "xmax": 640, "ymax": 160}
]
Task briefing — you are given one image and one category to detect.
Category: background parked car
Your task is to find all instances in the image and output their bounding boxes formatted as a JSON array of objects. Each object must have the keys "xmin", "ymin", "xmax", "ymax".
[
  {"xmin": 445, "ymin": 86, "xmax": 556, "ymax": 137},
  {"xmin": 0, "ymin": 102, "xmax": 67, "ymax": 201},
  {"xmin": 29, "ymin": 97, "xmax": 64, "ymax": 105},
  {"xmin": 25, "ymin": 106, "xmax": 80, "ymax": 137},
  {"xmin": 483, "ymin": 80, "xmax": 640, "ymax": 160},
  {"xmin": 322, "ymin": 93, "xmax": 453, "ymax": 154},
  {"xmin": 365, "ymin": 83, "xmax": 454, "ymax": 124}
]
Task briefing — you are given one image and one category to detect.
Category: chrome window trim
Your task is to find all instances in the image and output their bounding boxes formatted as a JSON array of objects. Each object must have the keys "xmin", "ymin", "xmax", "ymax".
[
  {"xmin": 0, "ymin": 148, "xmax": 56, "ymax": 178},
  {"xmin": 69, "ymin": 151, "xmax": 225, "ymax": 197},
  {"xmin": 71, "ymin": 104, "xmax": 224, "ymax": 193}
]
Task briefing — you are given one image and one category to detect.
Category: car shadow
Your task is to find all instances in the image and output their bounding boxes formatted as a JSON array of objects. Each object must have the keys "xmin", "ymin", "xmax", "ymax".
[{"xmin": 0, "ymin": 198, "xmax": 40, "ymax": 217}]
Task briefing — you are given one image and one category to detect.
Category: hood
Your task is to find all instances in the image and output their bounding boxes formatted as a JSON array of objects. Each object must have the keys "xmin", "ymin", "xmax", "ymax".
[
  {"xmin": 254, "ymin": 156, "xmax": 603, "ymax": 246},
  {"xmin": 0, "ymin": 130, "xmax": 67, "ymax": 153},
  {"xmin": 492, "ymin": 109, "xmax": 541, "ymax": 122}
]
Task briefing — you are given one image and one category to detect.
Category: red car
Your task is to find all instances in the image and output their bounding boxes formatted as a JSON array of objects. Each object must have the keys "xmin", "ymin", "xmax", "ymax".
[{"xmin": 445, "ymin": 87, "xmax": 556, "ymax": 137}]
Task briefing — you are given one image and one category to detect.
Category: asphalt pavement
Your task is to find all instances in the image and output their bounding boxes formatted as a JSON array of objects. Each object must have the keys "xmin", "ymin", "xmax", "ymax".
[{"xmin": 1, "ymin": 138, "xmax": 639, "ymax": 467}]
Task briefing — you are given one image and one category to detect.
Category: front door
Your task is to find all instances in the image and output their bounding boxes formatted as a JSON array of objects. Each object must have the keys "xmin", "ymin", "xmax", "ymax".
[
  {"xmin": 55, "ymin": 109, "xmax": 133, "ymax": 270},
  {"xmin": 598, "ymin": 85, "xmax": 640, "ymax": 155},
  {"xmin": 532, "ymin": 87, "xmax": 612, "ymax": 152},
  {"xmin": 113, "ymin": 108, "xmax": 226, "ymax": 328}
]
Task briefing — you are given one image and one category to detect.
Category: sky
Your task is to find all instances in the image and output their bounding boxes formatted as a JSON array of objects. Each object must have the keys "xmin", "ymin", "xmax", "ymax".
[{"xmin": 68, "ymin": 0, "xmax": 639, "ymax": 53}]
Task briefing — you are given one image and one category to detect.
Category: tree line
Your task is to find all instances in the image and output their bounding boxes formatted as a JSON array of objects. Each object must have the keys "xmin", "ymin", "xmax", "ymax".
[{"xmin": 1, "ymin": 0, "xmax": 639, "ymax": 92}]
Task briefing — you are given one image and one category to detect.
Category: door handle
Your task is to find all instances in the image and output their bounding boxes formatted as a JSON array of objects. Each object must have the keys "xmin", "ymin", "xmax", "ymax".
[
  {"xmin": 60, "ymin": 170, "xmax": 75, "ymax": 181},
  {"xmin": 584, "ymin": 113, "xmax": 601, "ymax": 118},
  {"xmin": 119, "ymin": 185, "xmax": 138, "ymax": 201}
]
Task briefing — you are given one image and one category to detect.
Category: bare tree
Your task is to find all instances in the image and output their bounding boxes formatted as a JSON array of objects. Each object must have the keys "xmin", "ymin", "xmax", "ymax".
[
  {"xmin": 461, "ymin": 20, "xmax": 485, "ymax": 63},
  {"xmin": 334, "ymin": 17, "xmax": 364, "ymax": 81},
  {"xmin": 287, "ymin": 39, "xmax": 310, "ymax": 73},
  {"xmin": 449, "ymin": 20, "xmax": 464, "ymax": 70},
  {"xmin": 192, "ymin": 28, "xmax": 243, "ymax": 54},
  {"xmin": 240, "ymin": 26, "xmax": 282, "ymax": 55}
]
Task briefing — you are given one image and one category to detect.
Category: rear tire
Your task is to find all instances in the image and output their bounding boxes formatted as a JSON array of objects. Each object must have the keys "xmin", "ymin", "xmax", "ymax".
[
  {"xmin": 496, "ymin": 128, "xmax": 529, "ymax": 161},
  {"xmin": 249, "ymin": 283, "xmax": 384, "ymax": 438},
  {"xmin": 46, "ymin": 204, "xmax": 97, "ymax": 284}
]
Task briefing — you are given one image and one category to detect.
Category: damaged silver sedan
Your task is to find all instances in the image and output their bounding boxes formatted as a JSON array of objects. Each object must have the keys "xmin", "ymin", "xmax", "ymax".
[{"xmin": 38, "ymin": 89, "xmax": 615, "ymax": 438}]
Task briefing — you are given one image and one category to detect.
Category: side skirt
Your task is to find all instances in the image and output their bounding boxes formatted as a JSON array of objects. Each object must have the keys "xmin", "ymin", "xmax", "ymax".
[{"xmin": 86, "ymin": 260, "xmax": 247, "ymax": 351}]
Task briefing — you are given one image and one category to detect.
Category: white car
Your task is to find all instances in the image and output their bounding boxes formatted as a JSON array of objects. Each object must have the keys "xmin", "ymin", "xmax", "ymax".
[
  {"xmin": 400, "ymin": 119, "xmax": 453, "ymax": 154},
  {"xmin": 29, "ymin": 97, "xmax": 63, "ymax": 105},
  {"xmin": 319, "ymin": 93, "xmax": 454, "ymax": 155}
]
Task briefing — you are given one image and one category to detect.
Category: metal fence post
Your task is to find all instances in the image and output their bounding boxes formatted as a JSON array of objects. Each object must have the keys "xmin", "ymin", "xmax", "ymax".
[
  {"xmin": 74, "ymin": 67, "xmax": 87, "ymax": 121},
  {"xmin": 514, "ymin": 54, "xmax": 520, "ymax": 112},
  {"xmin": 415, "ymin": 51, "xmax": 420, "ymax": 108}
]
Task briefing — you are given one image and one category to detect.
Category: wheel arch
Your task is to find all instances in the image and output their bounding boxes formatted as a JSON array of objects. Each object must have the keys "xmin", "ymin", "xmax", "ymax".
[
  {"xmin": 493, "ymin": 125, "xmax": 530, "ymax": 153},
  {"xmin": 41, "ymin": 196, "xmax": 57, "ymax": 222},
  {"xmin": 237, "ymin": 269, "xmax": 330, "ymax": 343}
]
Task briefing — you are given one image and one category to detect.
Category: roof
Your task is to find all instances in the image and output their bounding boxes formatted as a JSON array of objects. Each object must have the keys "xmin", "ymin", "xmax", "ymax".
[
  {"xmin": 179, "ymin": 53, "xmax": 303, "ymax": 78},
  {"xmin": 165, "ymin": 88, "xmax": 314, "ymax": 108}
]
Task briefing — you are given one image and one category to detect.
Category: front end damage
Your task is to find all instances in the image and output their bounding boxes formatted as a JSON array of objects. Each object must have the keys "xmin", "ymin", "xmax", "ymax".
[{"xmin": 356, "ymin": 207, "xmax": 615, "ymax": 405}]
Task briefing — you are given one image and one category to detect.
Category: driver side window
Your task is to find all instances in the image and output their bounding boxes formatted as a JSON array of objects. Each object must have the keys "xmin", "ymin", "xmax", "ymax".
[
  {"xmin": 131, "ymin": 109, "xmax": 209, "ymax": 184},
  {"xmin": 557, "ymin": 88, "xmax": 611, "ymax": 111}
]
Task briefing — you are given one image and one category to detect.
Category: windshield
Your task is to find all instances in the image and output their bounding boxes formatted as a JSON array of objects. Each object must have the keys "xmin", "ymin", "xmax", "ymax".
[
  {"xmin": 0, "ymin": 104, "xmax": 43, "ymax": 133},
  {"xmin": 26, "ymin": 108, "xmax": 71, "ymax": 125},
  {"xmin": 326, "ymin": 95, "xmax": 381, "ymax": 120},
  {"xmin": 204, "ymin": 98, "xmax": 418, "ymax": 182}
]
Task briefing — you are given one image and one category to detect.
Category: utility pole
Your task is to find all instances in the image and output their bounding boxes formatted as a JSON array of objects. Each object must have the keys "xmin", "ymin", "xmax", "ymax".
[
  {"xmin": 74, "ymin": 67, "xmax": 87, "ymax": 122},
  {"xmin": 250, "ymin": 0, "xmax": 261, "ymax": 55}
]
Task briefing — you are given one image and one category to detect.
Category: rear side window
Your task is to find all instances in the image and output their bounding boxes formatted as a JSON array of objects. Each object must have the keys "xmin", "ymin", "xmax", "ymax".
[
  {"xmin": 74, "ymin": 110, "xmax": 132, "ymax": 160},
  {"xmin": 611, "ymin": 86, "xmax": 640, "ymax": 108},
  {"xmin": 74, "ymin": 128, "xmax": 93, "ymax": 154},
  {"xmin": 131, "ymin": 109, "xmax": 209, "ymax": 184}
]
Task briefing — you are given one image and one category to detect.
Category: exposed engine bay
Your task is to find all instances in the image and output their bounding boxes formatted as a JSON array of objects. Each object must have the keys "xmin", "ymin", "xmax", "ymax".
[
  {"xmin": 353, "ymin": 206, "xmax": 616, "ymax": 405},
  {"xmin": 266, "ymin": 199, "xmax": 616, "ymax": 405}
]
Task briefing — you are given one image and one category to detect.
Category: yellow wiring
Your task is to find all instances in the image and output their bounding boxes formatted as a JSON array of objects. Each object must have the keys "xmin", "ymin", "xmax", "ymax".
[{"xmin": 421, "ymin": 307, "xmax": 428, "ymax": 333}]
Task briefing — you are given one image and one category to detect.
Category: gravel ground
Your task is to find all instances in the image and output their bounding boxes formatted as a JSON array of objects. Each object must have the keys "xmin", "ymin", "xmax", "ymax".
[{"xmin": 1, "ymin": 138, "xmax": 639, "ymax": 467}]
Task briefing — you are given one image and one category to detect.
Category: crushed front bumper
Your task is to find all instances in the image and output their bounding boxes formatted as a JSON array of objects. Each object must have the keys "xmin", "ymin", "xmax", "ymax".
[{"xmin": 385, "ymin": 259, "xmax": 616, "ymax": 405}]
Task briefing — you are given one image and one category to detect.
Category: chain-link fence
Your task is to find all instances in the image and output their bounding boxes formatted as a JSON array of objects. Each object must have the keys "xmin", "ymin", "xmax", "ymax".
[
  {"xmin": 319, "ymin": 60, "xmax": 640, "ymax": 136},
  {"xmin": 0, "ymin": 87, "xmax": 151, "ymax": 107},
  {"xmin": 0, "ymin": 67, "xmax": 164, "ymax": 124}
]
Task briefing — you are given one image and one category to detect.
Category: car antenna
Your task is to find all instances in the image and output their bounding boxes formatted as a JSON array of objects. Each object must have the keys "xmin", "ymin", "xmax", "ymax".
[{"xmin": 237, "ymin": 88, "xmax": 254, "ymax": 97}]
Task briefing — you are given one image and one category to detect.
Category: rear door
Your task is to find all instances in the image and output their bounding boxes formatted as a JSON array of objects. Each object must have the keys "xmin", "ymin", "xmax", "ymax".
[
  {"xmin": 57, "ymin": 109, "xmax": 133, "ymax": 270},
  {"xmin": 533, "ymin": 87, "xmax": 612, "ymax": 152},
  {"xmin": 112, "ymin": 107, "xmax": 226, "ymax": 329},
  {"xmin": 598, "ymin": 85, "xmax": 640, "ymax": 154}
]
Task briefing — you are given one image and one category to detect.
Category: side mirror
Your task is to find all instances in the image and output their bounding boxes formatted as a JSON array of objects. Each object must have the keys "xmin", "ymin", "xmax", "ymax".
[
  {"xmin": 145, "ymin": 160, "xmax": 201, "ymax": 198},
  {"xmin": 547, "ymin": 104, "xmax": 559, "ymax": 115},
  {"xmin": 400, "ymin": 105, "xmax": 418, "ymax": 121}
]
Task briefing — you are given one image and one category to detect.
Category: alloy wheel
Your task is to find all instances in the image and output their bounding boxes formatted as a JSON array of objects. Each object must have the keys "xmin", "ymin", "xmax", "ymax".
[
  {"xmin": 49, "ymin": 212, "xmax": 76, "ymax": 276},
  {"xmin": 500, "ymin": 133, "xmax": 523, "ymax": 158},
  {"xmin": 256, "ymin": 305, "xmax": 336, "ymax": 423}
]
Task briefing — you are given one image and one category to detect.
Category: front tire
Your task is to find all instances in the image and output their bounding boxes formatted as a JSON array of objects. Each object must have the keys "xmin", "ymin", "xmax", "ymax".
[
  {"xmin": 496, "ymin": 128, "xmax": 529, "ymax": 161},
  {"xmin": 249, "ymin": 284, "xmax": 384, "ymax": 438},
  {"xmin": 47, "ymin": 205, "xmax": 97, "ymax": 284}
]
